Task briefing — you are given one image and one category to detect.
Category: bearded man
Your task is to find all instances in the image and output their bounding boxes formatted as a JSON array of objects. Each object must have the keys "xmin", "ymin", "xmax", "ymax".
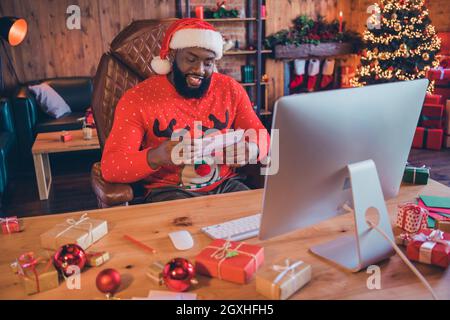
[{"xmin": 101, "ymin": 18, "xmax": 270, "ymax": 203}]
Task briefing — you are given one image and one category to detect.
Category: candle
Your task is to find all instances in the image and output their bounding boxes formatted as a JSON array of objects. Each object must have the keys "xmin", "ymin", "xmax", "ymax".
[
  {"xmin": 339, "ymin": 11, "xmax": 343, "ymax": 33},
  {"xmin": 195, "ymin": 6, "xmax": 204, "ymax": 20},
  {"xmin": 261, "ymin": 5, "xmax": 266, "ymax": 18}
]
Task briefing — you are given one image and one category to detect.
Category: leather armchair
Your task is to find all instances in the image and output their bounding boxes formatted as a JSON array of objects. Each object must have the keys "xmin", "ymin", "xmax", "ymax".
[
  {"xmin": 91, "ymin": 20, "xmax": 172, "ymax": 208},
  {"xmin": 12, "ymin": 77, "xmax": 93, "ymax": 163},
  {"xmin": 0, "ymin": 98, "xmax": 16, "ymax": 205},
  {"xmin": 90, "ymin": 19, "xmax": 264, "ymax": 208}
]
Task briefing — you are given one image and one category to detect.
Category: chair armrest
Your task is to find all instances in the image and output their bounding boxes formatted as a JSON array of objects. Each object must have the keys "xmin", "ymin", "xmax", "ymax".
[
  {"xmin": 91, "ymin": 162, "xmax": 134, "ymax": 207},
  {"xmin": 0, "ymin": 98, "xmax": 15, "ymax": 134}
]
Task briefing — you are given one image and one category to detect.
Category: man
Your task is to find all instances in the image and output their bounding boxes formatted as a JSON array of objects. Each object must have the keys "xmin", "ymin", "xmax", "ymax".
[{"xmin": 101, "ymin": 18, "xmax": 270, "ymax": 203}]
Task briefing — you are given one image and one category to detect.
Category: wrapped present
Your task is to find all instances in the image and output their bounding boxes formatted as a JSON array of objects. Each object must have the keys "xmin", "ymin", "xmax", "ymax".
[
  {"xmin": 195, "ymin": 239, "xmax": 264, "ymax": 284},
  {"xmin": 419, "ymin": 103, "xmax": 444, "ymax": 129},
  {"xmin": 444, "ymin": 135, "xmax": 450, "ymax": 148},
  {"xmin": 86, "ymin": 251, "xmax": 110, "ymax": 267},
  {"xmin": 412, "ymin": 127, "xmax": 443, "ymax": 151},
  {"xmin": 146, "ymin": 261, "xmax": 165, "ymax": 286},
  {"xmin": 406, "ymin": 229, "xmax": 450, "ymax": 268},
  {"xmin": 436, "ymin": 220, "xmax": 450, "ymax": 233},
  {"xmin": 16, "ymin": 252, "xmax": 59, "ymax": 295},
  {"xmin": 60, "ymin": 131, "xmax": 73, "ymax": 142},
  {"xmin": 40, "ymin": 213, "xmax": 108, "ymax": 250},
  {"xmin": 395, "ymin": 233, "xmax": 414, "ymax": 247},
  {"xmin": 1, "ymin": 216, "xmax": 25, "ymax": 234},
  {"xmin": 424, "ymin": 93, "xmax": 442, "ymax": 105},
  {"xmin": 256, "ymin": 259, "xmax": 311, "ymax": 300},
  {"xmin": 402, "ymin": 166, "xmax": 430, "ymax": 185},
  {"xmin": 445, "ymin": 100, "xmax": 450, "ymax": 136},
  {"xmin": 427, "ymin": 68, "xmax": 450, "ymax": 82},
  {"xmin": 341, "ymin": 66, "xmax": 355, "ymax": 88},
  {"xmin": 396, "ymin": 203, "xmax": 428, "ymax": 233}
]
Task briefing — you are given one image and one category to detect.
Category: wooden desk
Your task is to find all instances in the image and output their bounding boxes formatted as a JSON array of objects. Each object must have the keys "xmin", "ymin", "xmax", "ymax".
[
  {"xmin": 1, "ymin": 180, "xmax": 450, "ymax": 300},
  {"xmin": 31, "ymin": 129, "xmax": 100, "ymax": 200}
]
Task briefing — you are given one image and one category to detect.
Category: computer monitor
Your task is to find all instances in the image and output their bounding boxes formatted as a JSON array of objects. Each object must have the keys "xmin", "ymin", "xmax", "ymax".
[{"xmin": 259, "ymin": 79, "xmax": 429, "ymax": 271}]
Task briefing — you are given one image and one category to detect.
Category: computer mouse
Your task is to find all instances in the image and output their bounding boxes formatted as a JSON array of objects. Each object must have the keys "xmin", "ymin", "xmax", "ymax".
[{"xmin": 168, "ymin": 230, "xmax": 194, "ymax": 251}]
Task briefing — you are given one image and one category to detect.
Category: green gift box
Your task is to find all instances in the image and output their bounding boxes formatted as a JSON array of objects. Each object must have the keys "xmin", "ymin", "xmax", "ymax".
[{"xmin": 402, "ymin": 166, "xmax": 430, "ymax": 185}]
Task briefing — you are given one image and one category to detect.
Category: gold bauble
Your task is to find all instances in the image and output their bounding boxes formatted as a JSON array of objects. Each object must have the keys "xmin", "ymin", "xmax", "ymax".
[
  {"xmin": 409, "ymin": 25, "xmax": 415, "ymax": 31},
  {"xmin": 403, "ymin": 52, "xmax": 410, "ymax": 58},
  {"xmin": 422, "ymin": 52, "xmax": 430, "ymax": 61},
  {"xmin": 391, "ymin": 13, "xmax": 397, "ymax": 20},
  {"xmin": 373, "ymin": 48, "xmax": 379, "ymax": 54},
  {"xmin": 400, "ymin": 43, "xmax": 407, "ymax": 51},
  {"xmin": 394, "ymin": 23, "xmax": 401, "ymax": 32}
]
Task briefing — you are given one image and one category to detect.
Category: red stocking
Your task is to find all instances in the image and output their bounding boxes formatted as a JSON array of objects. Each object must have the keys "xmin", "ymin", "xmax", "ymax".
[
  {"xmin": 320, "ymin": 58, "xmax": 335, "ymax": 89},
  {"xmin": 307, "ymin": 59, "xmax": 320, "ymax": 92}
]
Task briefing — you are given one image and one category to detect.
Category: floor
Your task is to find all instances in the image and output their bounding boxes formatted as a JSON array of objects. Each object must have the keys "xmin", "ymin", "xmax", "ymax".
[{"xmin": 1, "ymin": 148, "xmax": 449, "ymax": 218}]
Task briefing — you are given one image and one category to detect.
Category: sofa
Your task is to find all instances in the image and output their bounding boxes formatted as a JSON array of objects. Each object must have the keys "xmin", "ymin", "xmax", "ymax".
[
  {"xmin": 12, "ymin": 77, "xmax": 93, "ymax": 163},
  {"xmin": 0, "ymin": 98, "xmax": 16, "ymax": 206}
]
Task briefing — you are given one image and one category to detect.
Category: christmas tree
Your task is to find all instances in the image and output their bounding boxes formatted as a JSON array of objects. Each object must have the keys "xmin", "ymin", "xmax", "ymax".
[{"xmin": 351, "ymin": 0, "xmax": 441, "ymax": 91}]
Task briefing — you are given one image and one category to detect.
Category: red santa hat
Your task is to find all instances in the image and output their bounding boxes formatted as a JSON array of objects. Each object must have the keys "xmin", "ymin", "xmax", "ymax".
[{"xmin": 151, "ymin": 18, "xmax": 224, "ymax": 75}]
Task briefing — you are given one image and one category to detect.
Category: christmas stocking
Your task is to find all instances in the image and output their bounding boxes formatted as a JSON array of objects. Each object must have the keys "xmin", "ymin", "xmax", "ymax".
[
  {"xmin": 320, "ymin": 58, "xmax": 335, "ymax": 89},
  {"xmin": 289, "ymin": 59, "xmax": 306, "ymax": 91},
  {"xmin": 307, "ymin": 59, "xmax": 321, "ymax": 92}
]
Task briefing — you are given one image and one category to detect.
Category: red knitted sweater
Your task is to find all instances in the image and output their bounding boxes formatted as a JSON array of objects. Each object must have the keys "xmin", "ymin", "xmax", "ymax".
[{"xmin": 101, "ymin": 72, "xmax": 269, "ymax": 193}]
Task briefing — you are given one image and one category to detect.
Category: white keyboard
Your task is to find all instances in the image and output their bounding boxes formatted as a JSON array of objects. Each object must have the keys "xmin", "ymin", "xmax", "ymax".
[{"xmin": 201, "ymin": 214, "xmax": 261, "ymax": 241}]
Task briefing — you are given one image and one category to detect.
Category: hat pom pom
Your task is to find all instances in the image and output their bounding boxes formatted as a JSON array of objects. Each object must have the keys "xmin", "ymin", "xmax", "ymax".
[{"xmin": 151, "ymin": 56, "xmax": 171, "ymax": 75}]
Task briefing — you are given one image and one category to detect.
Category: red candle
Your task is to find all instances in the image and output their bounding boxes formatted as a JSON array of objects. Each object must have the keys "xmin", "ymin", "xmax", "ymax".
[
  {"xmin": 261, "ymin": 5, "xmax": 266, "ymax": 18},
  {"xmin": 195, "ymin": 6, "xmax": 204, "ymax": 20},
  {"xmin": 339, "ymin": 11, "xmax": 343, "ymax": 33}
]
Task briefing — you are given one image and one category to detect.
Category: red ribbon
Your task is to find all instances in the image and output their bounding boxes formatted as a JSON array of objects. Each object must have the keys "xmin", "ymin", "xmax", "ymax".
[
  {"xmin": 0, "ymin": 216, "xmax": 19, "ymax": 234},
  {"xmin": 18, "ymin": 252, "xmax": 52, "ymax": 293}
]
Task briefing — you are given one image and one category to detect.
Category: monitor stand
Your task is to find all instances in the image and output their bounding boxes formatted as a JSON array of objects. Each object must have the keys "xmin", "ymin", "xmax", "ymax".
[{"xmin": 310, "ymin": 159, "xmax": 395, "ymax": 272}]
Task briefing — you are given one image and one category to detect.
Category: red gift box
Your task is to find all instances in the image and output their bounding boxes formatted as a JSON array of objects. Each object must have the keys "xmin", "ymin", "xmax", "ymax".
[
  {"xmin": 424, "ymin": 93, "xmax": 442, "ymax": 105},
  {"xmin": 195, "ymin": 239, "xmax": 264, "ymax": 284},
  {"xmin": 395, "ymin": 203, "xmax": 428, "ymax": 233},
  {"xmin": 60, "ymin": 131, "xmax": 73, "ymax": 142},
  {"xmin": 420, "ymin": 103, "xmax": 444, "ymax": 129},
  {"xmin": 412, "ymin": 127, "xmax": 443, "ymax": 150},
  {"xmin": 1, "ymin": 216, "xmax": 22, "ymax": 234},
  {"xmin": 406, "ymin": 229, "xmax": 450, "ymax": 268},
  {"xmin": 427, "ymin": 69, "xmax": 450, "ymax": 82}
]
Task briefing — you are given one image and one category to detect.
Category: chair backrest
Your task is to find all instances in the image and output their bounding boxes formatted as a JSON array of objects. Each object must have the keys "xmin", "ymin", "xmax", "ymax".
[{"xmin": 91, "ymin": 19, "xmax": 174, "ymax": 149}]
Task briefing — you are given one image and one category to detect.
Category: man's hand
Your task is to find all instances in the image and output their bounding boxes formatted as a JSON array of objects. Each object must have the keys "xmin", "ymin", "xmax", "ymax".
[
  {"xmin": 215, "ymin": 140, "xmax": 259, "ymax": 168},
  {"xmin": 147, "ymin": 138, "xmax": 203, "ymax": 169}
]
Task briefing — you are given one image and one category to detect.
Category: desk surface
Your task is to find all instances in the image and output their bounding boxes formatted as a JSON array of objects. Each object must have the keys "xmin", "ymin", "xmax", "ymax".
[
  {"xmin": 1, "ymin": 180, "xmax": 450, "ymax": 300},
  {"xmin": 32, "ymin": 129, "xmax": 99, "ymax": 154}
]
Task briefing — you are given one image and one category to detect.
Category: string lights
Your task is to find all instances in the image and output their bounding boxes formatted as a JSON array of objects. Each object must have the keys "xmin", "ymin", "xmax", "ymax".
[{"xmin": 351, "ymin": 0, "xmax": 441, "ymax": 92}]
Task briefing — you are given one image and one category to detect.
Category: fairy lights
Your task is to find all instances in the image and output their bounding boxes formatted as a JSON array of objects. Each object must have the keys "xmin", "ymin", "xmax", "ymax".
[{"xmin": 352, "ymin": 0, "xmax": 441, "ymax": 91}]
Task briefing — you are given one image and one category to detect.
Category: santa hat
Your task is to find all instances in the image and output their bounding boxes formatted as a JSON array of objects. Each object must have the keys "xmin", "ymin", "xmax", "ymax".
[{"xmin": 151, "ymin": 18, "xmax": 224, "ymax": 75}]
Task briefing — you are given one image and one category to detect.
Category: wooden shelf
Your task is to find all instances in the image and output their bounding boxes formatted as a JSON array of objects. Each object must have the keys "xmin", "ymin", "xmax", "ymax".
[
  {"xmin": 204, "ymin": 18, "xmax": 267, "ymax": 22},
  {"xmin": 224, "ymin": 50, "xmax": 272, "ymax": 56},
  {"xmin": 240, "ymin": 82, "xmax": 270, "ymax": 87}
]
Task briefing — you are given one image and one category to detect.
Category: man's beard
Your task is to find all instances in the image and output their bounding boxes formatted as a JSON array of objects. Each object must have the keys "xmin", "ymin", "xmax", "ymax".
[{"xmin": 172, "ymin": 61, "xmax": 212, "ymax": 99}]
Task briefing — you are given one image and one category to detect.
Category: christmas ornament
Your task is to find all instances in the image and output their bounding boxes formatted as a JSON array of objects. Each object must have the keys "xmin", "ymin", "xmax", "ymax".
[
  {"xmin": 422, "ymin": 52, "xmax": 430, "ymax": 61},
  {"xmin": 96, "ymin": 268, "xmax": 121, "ymax": 297},
  {"xmin": 391, "ymin": 13, "xmax": 397, "ymax": 20},
  {"xmin": 409, "ymin": 25, "xmax": 414, "ymax": 30},
  {"xmin": 394, "ymin": 23, "xmax": 401, "ymax": 32},
  {"xmin": 194, "ymin": 162, "xmax": 212, "ymax": 177},
  {"xmin": 400, "ymin": 43, "xmax": 408, "ymax": 51},
  {"xmin": 163, "ymin": 258, "xmax": 197, "ymax": 292},
  {"xmin": 53, "ymin": 244, "xmax": 87, "ymax": 277}
]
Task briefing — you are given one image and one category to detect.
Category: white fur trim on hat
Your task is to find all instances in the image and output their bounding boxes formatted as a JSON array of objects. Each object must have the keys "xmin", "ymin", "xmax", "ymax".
[
  {"xmin": 151, "ymin": 56, "xmax": 172, "ymax": 75},
  {"xmin": 170, "ymin": 29, "xmax": 224, "ymax": 59}
]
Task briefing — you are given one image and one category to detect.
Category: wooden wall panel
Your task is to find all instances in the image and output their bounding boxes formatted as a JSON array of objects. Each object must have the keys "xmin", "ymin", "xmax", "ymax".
[{"xmin": 0, "ymin": 0, "xmax": 175, "ymax": 92}]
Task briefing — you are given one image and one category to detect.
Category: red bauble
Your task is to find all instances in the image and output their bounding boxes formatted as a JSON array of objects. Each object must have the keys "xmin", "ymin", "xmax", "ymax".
[
  {"xmin": 163, "ymin": 258, "xmax": 196, "ymax": 292},
  {"xmin": 53, "ymin": 244, "xmax": 87, "ymax": 277},
  {"xmin": 96, "ymin": 268, "xmax": 122, "ymax": 295}
]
